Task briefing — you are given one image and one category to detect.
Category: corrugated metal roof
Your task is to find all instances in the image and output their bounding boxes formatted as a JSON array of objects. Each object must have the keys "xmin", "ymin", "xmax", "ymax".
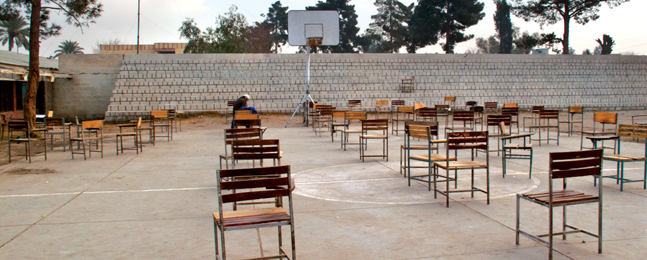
[{"xmin": 0, "ymin": 50, "xmax": 58, "ymax": 69}]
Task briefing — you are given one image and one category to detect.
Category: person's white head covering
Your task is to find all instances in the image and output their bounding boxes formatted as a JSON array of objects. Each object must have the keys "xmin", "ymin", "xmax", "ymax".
[{"xmin": 243, "ymin": 94, "xmax": 250, "ymax": 100}]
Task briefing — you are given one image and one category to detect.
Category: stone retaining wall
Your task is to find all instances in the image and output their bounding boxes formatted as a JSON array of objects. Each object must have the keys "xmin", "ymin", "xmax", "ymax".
[{"xmin": 56, "ymin": 53, "xmax": 647, "ymax": 122}]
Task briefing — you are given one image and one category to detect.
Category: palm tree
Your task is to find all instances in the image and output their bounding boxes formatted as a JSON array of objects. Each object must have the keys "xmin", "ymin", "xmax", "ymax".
[
  {"xmin": 53, "ymin": 40, "xmax": 84, "ymax": 58},
  {"xmin": 0, "ymin": 15, "xmax": 30, "ymax": 52}
]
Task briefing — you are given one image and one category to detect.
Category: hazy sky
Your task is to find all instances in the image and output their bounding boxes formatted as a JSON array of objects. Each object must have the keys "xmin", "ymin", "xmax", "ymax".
[{"xmin": 9, "ymin": 0, "xmax": 645, "ymax": 57}]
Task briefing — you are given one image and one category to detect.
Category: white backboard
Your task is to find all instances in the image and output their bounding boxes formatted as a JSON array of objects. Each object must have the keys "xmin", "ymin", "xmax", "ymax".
[{"xmin": 288, "ymin": 10, "xmax": 340, "ymax": 46}]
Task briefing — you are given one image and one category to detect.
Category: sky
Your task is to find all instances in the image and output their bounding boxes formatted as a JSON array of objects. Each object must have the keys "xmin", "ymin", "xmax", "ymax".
[{"xmin": 5, "ymin": 0, "xmax": 646, "ymax": 57}]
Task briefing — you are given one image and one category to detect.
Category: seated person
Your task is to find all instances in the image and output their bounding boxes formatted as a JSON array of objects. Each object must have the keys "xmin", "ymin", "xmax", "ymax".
[{"xmin": 231, "ymin": 94, "xmax": 258, "ymax": 128}]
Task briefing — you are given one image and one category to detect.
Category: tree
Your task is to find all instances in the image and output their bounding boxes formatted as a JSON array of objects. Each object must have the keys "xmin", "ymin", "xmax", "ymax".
[
  {"xmin": 593, "ymin": 46, "xmax": 601, "ymax": 55},
  {"xmin": 53, "ymin": 40, "xmax": 84, "ymax": 57},
  {"xmin": 0, "ymin": 15, "xmax": 29, "ymax": 52},
  {"xmin": 306, "ymin": 0, "xmax": 360, "ymax": 53},
  {"xmin": 494, "ymin": 0, "xmax": 513, "ymax": 53},
  {"xmin": 263, "ymin": 1, "xmax": 289, "ymax": 53},
  {"xmin": 369, "ymin": 0, "xmax": 413, "ymax": 53},
  {"xmin": 92, "ymin": 38, "xmax": 121, "ymax": 54},
  {"xmin": 582, "ymin": 49, "xmax": 592, "ymax": 55},
  {"xmin": 595, "ymin": 34, "xmax": 614, "ymax": 54},
  {"xmin": 0, "ymin": 0, "xmax": 102, "ymax": 128},
  {"xmin": 512, "ymin": 0, "xmax": 629, "ymax": 55},
  {"xmin": 179, "ymin": 6, "xmax": 251, "ymax": 53},
  {"xmin": 410, "ymin": 0, "xmax": 485, "ymax": 54},
  {"xmin": 246, "ymin": 22, "xmax": 273, "ymax": 53},
  {"xmin": 476, "ymin": 35, "xmax": 500, "ymax": 53}
]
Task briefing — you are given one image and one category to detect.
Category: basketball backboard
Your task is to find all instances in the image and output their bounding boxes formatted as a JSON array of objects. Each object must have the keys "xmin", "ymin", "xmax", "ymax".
[{"xmin": 288, "ymin": 10, "xmax": 340, "ymax": 46}]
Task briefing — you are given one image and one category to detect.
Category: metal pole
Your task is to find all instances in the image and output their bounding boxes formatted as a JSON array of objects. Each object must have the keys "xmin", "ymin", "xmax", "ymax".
[
  {"xmin": 305, "ymin": 45, "xmax": 311, "ymax": 126},
  {"xmin": 137, "ymin": 0, "xmax": 140, "ymax": 54}
]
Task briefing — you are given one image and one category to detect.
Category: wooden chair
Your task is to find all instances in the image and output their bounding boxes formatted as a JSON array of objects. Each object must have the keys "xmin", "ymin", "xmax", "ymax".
[
  {"xmin": 310, "ymin": 104, "xmax": 332, "ymax": 133},
  {"xmin": 479, "ymin": 114, "xmax": 511, "ymax": 156},
  {"xmin": 593, "ymin": 124, "xmax": 647, "ymax": 191},
  {"xmin": 484, "ymin": 102, "xmax": 498, "ymax": 114},
  {"xmin": 168, "ymin": 109, "xmax": 181, "ymax": 132},
  {"xmin": 0, "ymin": 114, "xmax": 6, "ymax": 144},
  {"xmin": 503, "ymin": 103, "xmax": 518, "ymax": 108},
  {"xmin": 416, "ymin": 107, "xmax": 437, "ymax": 122},
  {"xmin": 434, "ymin": 131, "xmax": 489, "ymax": 207},
  {"xmin": 330, "ymin": 110, "xmax": 349, "ymax": 143},
  {"xmin": 400, "ymin": 76, "xmax": 414, "ymax": 93},
  {"xmin": 516, "ymin": 149, "xmax": 603, "ymax": 259},
  {"xmin": 151, "ymin": 110, "xmax": 172, "ymax": 142},
  {"xmin": 558, "ymin": 106, "xmax": 583, "ymax": 136},
  {"xmin": 225, "ymin": 100, "xmax": 236, "ymax": 124},
  {"xmin": 340, "ymin": 111, "xmax": 367, "ymax": 151},
  {"xmin": 500, "ymin": 122, "xmax": 534, "ymax": 178},
  {"xmin": 70, "ymin": 120, "xmax": 104, "ymax": 160},
  {"xmin": 8, "ymin": 121, "xmax": 47, "ymax": 163},
  {"xmin": 407, "ymin": 123, "xmax": 455, "ymax": 190},
  {"xmin": 400, "ymin": 120, "xmax": 442, "ymax": 176},
  {"xmin": 392, "ymin": 106, "xmax": 414, "ymax": 136},
  {"xmin": 235, "ymin": 109, "xmax": 253, "ymax": 116},
  {"xmin": 231, "ymin": 139, "xmax": 282, "ymax": 168},
  {"xmin": 445, "ymin": 111, "xmax": 474, "ymax": 137},
  {"xmin": 523, "ymin": 105, "xmax": 544, "ymax": 132},
  {"xmin": 529, "ymin": 109, "xmax": 560, "ymax": 146},
  {"xmin": 116, "ymin": 117, "xmax": 142, "ymax": 155},
  {"xmin": 435, "ymin": 104, "xmax": 450, "ymax": 127},
  {"xmin": 219, "ymin": 128, "xmax": 263, "ymax": 169},
  {"xmin": 313, "ymin": 107, "xmax": 334, "ymax": 137},
  {"xmin": 348, "ymin": 99, "xmax": 362, "ymax": 110},
  {"xmin": 44, "ymin": 117, "xmax": 67, "ymax": 151},
  {"xmin": 581, "ymin": 112, "xmax": 618, "ymax": 151},
  {"xmin": 375, "ymin": 100, "xmax": 390, "ymax": 120},
  {"xmin": 501, "ymin": 107, "xmax": 520, "ymax": 134},
  {"xmin": 214, "ymin": 165, "xmax": 296, "ymax": 260},
  {"xmin": 359, "ymin": 119, "xmax": 389, "ymax": 162},
  {"xmin": 470, "ymin": 106, "xmax": 484, "ymax": 130},
  {"xmin": 414, "ymin": 103, "xmax": 425, "ymax": 111},
  {"xmin": 444, "ymin": 96, "xmax": 456, "ymax": 110}
]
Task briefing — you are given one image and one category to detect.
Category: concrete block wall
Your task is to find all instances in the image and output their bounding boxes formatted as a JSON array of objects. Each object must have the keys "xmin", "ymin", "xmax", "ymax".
[{"xmin": 64, "ymin": 53, "xmax": 647, "ymax": 122}]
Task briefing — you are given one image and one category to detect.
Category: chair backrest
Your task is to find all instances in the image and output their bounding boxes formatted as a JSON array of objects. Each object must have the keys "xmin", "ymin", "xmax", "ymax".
[
  {"xmin": 8, "ymin": 120, "xmax": 30, "ymax": 134},
  {"xmin": 406, "ymin": 121, "xmax": 439, "ymax": 139},
  {"xmin": 45, "ymin": 117, "xmax": 65, "ymax": 128},
  {"xmin": 344, "ymin": 111, "xmax": 367, "ymax": 121},
  {"xmin": 332, "ymin": 110, "xmax": 347, "ymax": 119},
  {"xmin": 539, "ymin": 109, "xmax": 559, "ymax": 120},
  {"xmin": 444, "ymin": 96, "xmax": 456, "ymax": 102},
  {"xmin": 151, "ymin": 110, "xmax": 168, "ymax": 119},
  {"xmin": 503, "ymin": 103, "xmax": 518, "ymax": 108},
  {"xmin": 318, "ymin": 107, "xmax": 335, "ymax": 117},
  {"xmin": 417, "ymin": 107, "xmax": 438, "ymax": 119},
  {"xmin": 531, "ymin": 106, "xmax": 544, "ymax": 114},
  {"xmin": 227, "ymin": 100, "xmax": 236, "ymax": 107},
  {"xmin": 501, "ymin": 107, "xmax": 519, "ymax": 117},
  {"xmin": 348, "ymin": 100, "xmax": 361, "ymax": 108},
  {"xmin": 414, "ymin": 104, "xmax": 425, "ymax": 110},
  {"xmin": 487, "ymin": 114, "xmax": 511, "ymax": 127},
  {"xmin": 484, "ymin": 102, "xmax": 497, "ymax": 110},
  {"xmin": 235, "ymin": 109, "xmax": 252, "ymax": 115},
  {"xmin": 391, "ymin": 100, "xmax": 405, "ymax": 106},
  {"xmin": 376, "ymin": 100, "xmax": 389, "ymax": 107},
  {"xmin": 617, "ymin": 124, "xmax": 647, "ymax": 139},
  {"xmin": 234, "ymin": 119, "xmax": 262, "ymax": 129},
  {"xmin": 46, "ymin": 111, "xmax": 54, "ymax": 117},
  {"xmin": 216, "ymin": 165, "xmax": 292, "ymax": 213},
  {"xmin": 569, "ymin": 106, "xmax": 583, "ymax": 114},
  {"xmin": 499, "ymin": 122, "xmax": 509, "ymax": 136},
  {"xmin": 446, "ymin": 131, "xmax": 488, "ymax": 160},
  {"xmin": 452, "ymin": 111, "xmax": 474, "ymax": 123},
  {"xmin": 235, "ymin": 114, "xmax": 259, "ymax": 120},
  {"xmin": 594, "ymin": 112, "xmax": 617, "ymax": 124},
  {"xmin": 231, "ymin": 139, "xmax": 281, "ymax": 163},
  {"xmin": 549, "ymin": 149, "xmax": 602, "ymax": 180},
  {"xmin": 224, "ymin": 128, "xmax": 263, "ymax": 145},
  {"xmin": 361, "ymin": 119, "xmax": 388, "ymax": 134},
  {"xmin": 397, "ymin": 106, "xmax": 414, "ymax": 114},
  {"xmin": 435, "ymin": 104, "xmax": 449, "ymax": 110},
  {"xmin": 82, "ymin": 120, "xmax": 103, "ymax": 130}
]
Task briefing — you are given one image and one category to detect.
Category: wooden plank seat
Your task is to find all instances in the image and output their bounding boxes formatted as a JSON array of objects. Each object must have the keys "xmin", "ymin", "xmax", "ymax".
[
  {"xmin": 516, "ymin": 149, "xmax": 603, "ymax": 259},
  {"xmin": 592, "ymin": 124, "xmax": 647, "ymax": 191},
  {"xmin": 434, "ymin": 131, "xmax": 490, "ymax": 207},
  {"xmin": 214, "ymin": 165, "xmax": 296, "ymax": 260}
]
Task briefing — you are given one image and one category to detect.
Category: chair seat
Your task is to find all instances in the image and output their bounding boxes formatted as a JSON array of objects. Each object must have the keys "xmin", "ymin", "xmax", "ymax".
[
  {"xmin": 361, "ymin": 134, "xmax": 388, "ymax": 139},
  {"xmin": 504, "ymin": 144, "xmax": 533, "ymax": 149},
  {"xmin": 435, "ymin": 160, "xmax": 487, "ymax": 169},
  {"xmin": 410, "ymin": 154, "xmax": 455, "ymax": 162},
  {"xmin": 403, "ymin": 145, "xmax": 438, "ymax": 150},
  {"xmin": 582, "ymin": 131, "xmax": 615, "ymax": 135},
  {"xmin": 431, "ymin": 139, "xmax": 447, "ymax": 143},
  {"xmin": 341, "ymin": 129, "xmax": 363, "ymax": 134},
  {"xmin": 116, "ymin": 132, "xmax": 138, "ymax": 137},
  {"xmin": 604, "ymin": 154, "xmax": 646, "ymax": 162},
  {"xmin": 446, "ymin": 127, "xmax": 472, "ymax": 131},
  {"xmin": 213, "ymin": 207, "xmax": 290, "ymax": 227},
  {"xmin": 521, "ymin": 189, "xmax": 599, "ymax": 206}
]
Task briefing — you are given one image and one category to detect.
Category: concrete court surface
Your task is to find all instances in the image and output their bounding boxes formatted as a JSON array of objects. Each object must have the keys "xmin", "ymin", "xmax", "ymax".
[{"xmin": 1, "ymin": 117, "xmax": 647, "ymax": 259}]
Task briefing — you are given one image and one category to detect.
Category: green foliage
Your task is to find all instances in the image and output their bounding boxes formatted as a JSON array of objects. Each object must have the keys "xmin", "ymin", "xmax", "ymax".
[
  {"xmin": 410, "ymin": 0, "xmax": 485, "ymax": 54},
  {"xmin": 263, "ymin": 1, "xmax": 289, "ymax": 53},
  {"xmin": 476, "ymin": 36, "xmax": 500, "ymax": 54},
  {"xmin": 0, "ymin": 15, "xmax": 29, "ymax": 52},
  {"xmin": 53, "ymin": 40, "xmax": 84, "ymax": 57},
  {"xmin": 512, "ymin": 31, "xmax": 561, "ymax": 54},
  {"xmin": 512, "ymin": 0, "xmax": 629, "ymax": 54},
  {"xmin": 368, "ymin": 0, "xmax": 414, "ymax": 53},
  {"xmin": 494, "ymin": 0, "xmax": 513, "ymax": 53},
  {"xmin": 595, "ymin": 34, "xmax": 614, "ymax": 54},
  {"xmin": 306, "ymin": 0, "xmax": 360, "ymax": 53}
]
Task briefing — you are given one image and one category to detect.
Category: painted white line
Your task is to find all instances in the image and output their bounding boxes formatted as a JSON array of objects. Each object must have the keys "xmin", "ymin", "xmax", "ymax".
[
  {"xmin": 0, "ymin": 187, "xmax": 216, "ymax": 198},
  {"xmin": 296, "ymin": 177, "xmax": 399, "ymax": 185}
]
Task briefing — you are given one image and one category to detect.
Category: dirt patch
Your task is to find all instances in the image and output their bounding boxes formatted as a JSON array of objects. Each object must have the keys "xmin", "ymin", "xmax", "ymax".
[{"xmin": 2, "ymin": 167, "xmax": 58, "ymax": 175}]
